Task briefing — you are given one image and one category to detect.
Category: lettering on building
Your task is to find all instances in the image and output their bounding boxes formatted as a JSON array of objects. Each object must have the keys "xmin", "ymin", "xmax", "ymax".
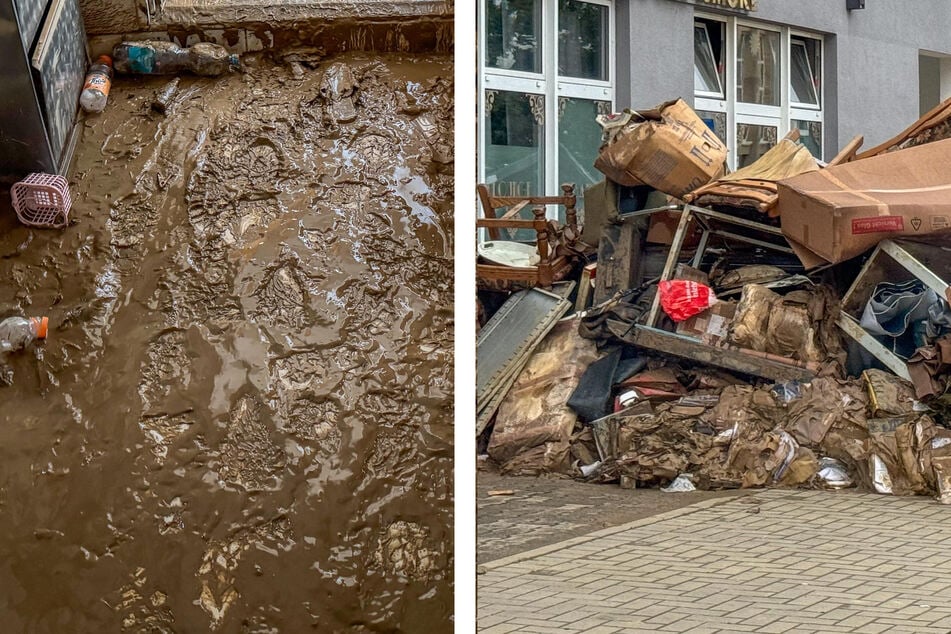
[{"xmin": 696, "ymin": 0, "xmax": 758, "ymax": 11}]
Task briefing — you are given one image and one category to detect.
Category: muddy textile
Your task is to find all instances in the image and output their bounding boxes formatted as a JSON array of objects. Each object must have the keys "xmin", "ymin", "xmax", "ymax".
[
  {"xmin": 728, "ymin": 283, "xmax": 844, "ymax": 366},
  {"xmin": 866, "ymin": 416, "xmax": 951, "ymax": 495},
  {"xmin": 489, "ymin": 319, "xmax": 600, "ymax": 476},
  {"xmin": 613, "ymin": 399, "xmax": 795, "ymax": 489},
  {"xmin": 784, "ymin": 378, "xmax": 867, "ymax": 447},
  {"xmin": 863, "ymin": 369, "xmax": 918, "ymax": 417},
  {"xmin": 567, "ymin": 367, "xmax": 951, "ymax": 499},
  {"xmin": 578, "ymin": 285, "xmax": 657, "ymax": 344},
  {"xmin": 0, "ymin": 54, "xmax": 453, "ymax": 631},
  {"xmin": 908, "ymin": 335, "xmax": 951, "ymax": 399}
]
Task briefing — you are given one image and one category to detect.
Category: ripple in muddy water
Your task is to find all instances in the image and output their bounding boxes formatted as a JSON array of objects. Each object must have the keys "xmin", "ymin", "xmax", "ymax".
[{"xmin": 0, "ymin": 52, "xmax": 453, "ymax": 631}]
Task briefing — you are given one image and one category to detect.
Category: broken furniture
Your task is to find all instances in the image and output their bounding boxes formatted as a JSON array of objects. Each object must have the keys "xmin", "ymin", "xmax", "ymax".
[
  {"xmin": 645, "ymin": 204, "xmax": 795, "ymax": 328},
  {"xmin": 681, "ymin": 130, "xmax": 863, "ymax": 217},
  {"xmin": 681, "ymin": 130, "xmax": 816, "ymax": 215},
  {"xmin": 476, "ymin": 183, "xmax": 582, "ymax": 291},
  {"xmin": 630, "ymin": 204, "xmax": 816, "ymax": 382},
  {"xmin": 838, "ymin": 239, "xmax": 951, "ymax": 380}
]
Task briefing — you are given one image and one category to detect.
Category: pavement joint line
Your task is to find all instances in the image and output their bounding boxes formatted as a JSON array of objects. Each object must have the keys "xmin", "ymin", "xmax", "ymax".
[{"xmin": 481, "ymin": 492, "xmax": 773, "ymax": 569}]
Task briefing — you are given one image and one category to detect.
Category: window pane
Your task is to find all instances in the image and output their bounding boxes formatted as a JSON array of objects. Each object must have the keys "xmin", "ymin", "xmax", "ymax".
[
  {"xmin": 558, "ymin": 0, "xmax": 609, "ymax": 80},
  {"xmin": 736, "ymin": 123, "xmax": 777, "ymax": 168},
  {"xmin": 694, "ymin": 23, "xmax": 723, "ymax": 96},
  {"xmin": 793, "ymin": 120, "xmax": 822, "ymax": 159},
  {"xmin": 558, "ymin": 98, "xmax": 608, "ymax": 214},
  {"xmin": 790, "ymin": 37, "xmax": 821, "ymax": 107},
  {"xmin": 737, "ymin": 26, "xmax": 780, "ymax": 106},
  {"xmin": 484, "ymin": 90, "xmax": 546, "ymax": 227},
  {"xmin": 486, "ymin": 0, "xmax": 542, "ymax": 73},
  {"xmin": 696, "ymin": 109, "xmax": 727, "ymax": 147}
]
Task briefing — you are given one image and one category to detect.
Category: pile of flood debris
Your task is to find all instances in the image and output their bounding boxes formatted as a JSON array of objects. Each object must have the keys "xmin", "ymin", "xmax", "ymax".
[{"xmin": 478, "ymin": 97, "xmax": 951, "ymax": 502}]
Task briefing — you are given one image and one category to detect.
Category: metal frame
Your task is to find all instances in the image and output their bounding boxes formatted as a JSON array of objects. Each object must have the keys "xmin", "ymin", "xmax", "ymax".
[
  {"xmin": 476, "ymin": 287, "xmax": 572, "ymax": 434},
  {"xmin": 837, "ymin": 313, "xmax": 912, "ymax": 380},
  {"xmin": 838, "ymin": 239, "xmax": 951, "ymax": 378},
  {"xmin": 644, "ymin": 204, "xmax": 794, "ymax": 327}
]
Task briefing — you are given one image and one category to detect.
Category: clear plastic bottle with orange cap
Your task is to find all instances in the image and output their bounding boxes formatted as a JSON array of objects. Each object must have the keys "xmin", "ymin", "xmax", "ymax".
[
  {"xmin": 80, "ymin": 55, "xmax": 114, "ymax": 114},
  {"xmin": 0, "ymin": 316, "xmax": 48, "ymax": 353}
]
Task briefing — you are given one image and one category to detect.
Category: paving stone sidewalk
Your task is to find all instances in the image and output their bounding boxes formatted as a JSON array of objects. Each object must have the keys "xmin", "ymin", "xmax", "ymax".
[{"xmin": 478, "ymin": 489, "xmax": 951, "ymax": 633}]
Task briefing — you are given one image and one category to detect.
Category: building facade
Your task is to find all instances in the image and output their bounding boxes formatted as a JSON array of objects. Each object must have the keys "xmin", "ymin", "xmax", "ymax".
[{"xmin": 479, "ymin": 0, "xmax": 951, "ymax": 212}]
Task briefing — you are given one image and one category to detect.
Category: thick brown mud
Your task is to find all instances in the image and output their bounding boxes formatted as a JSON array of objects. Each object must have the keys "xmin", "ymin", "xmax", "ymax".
[{"xmin": 0, "ymin": 51, "xmax": 453, "ymax": 632}]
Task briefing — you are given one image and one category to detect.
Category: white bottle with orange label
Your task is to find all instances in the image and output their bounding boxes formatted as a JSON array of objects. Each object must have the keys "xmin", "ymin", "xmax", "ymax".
[{"xmin": 80, "ymin": 55, "xmax": 114, "ymax": 113}]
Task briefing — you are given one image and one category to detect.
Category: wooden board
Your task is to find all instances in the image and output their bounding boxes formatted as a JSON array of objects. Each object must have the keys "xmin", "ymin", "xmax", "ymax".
[
  {"xmin": 574, "ymin": 263, "xmax": 597, "ymax": 313},
  {"xmin": 629, "ymin": 325, "xmax": 816, "ymax": 383},
  {"xmin": 593, "ymin": 220, "xmax": 643, "ymax": 305}
]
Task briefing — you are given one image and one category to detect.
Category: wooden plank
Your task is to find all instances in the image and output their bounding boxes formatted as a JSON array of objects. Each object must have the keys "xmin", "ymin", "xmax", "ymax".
[
  {"xmin": 593, "ymin": 221, "xmax": 642, "ymax": 305},
  {"xmin": 828, "ymin": 135, "xmax": 864, "ymax": 166},
  {"xmin": 476, "ymin": 218, "xmax": 538, "ymax": 230},
  {"xmin": 574, "ymin": 263, "xmax": 597, "ymax": 312},
  {"xmin": 629, "ymin": 325, "xmax": 817, "ymax": 383},
  {"xmin": 499, "ymin": 200, "xmax": 530, "ymax": 219}
]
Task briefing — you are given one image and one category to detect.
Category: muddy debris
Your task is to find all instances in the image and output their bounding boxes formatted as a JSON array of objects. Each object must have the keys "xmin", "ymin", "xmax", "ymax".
[
  {"xmin": 477, "ymin": 96, "xmax": 951, "ymax": 506},
  {"xmin": 0, "ymin": 51, "xmax": 453, "ymax": 632}
]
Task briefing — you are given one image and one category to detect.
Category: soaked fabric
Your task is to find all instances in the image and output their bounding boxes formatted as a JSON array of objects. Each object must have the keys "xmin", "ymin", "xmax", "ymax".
[
  {"xmin": 0, "ymin": 53, "xmax": 453, "ymax": 631},
  {"xmin": 860, "ymin": 279, "xmax": 939, "ymax": 359},
  {"xmin": 729, "ymin": 283, "xmax": 844, "ymax": 367},
  {"xmin": 907, "ymin": 335, "xmax": 951, "ymax": 399},
  {"xmin": 729, "ymin": 284, "xmax": 780, "ymax": 352},
  {"xmin": 862, "ymin": 368, "xmax": 918, "ymax": 417},
  {"xmin": 701, "ymin": 384, "xmax": 781, "ymax": 433},
  {"xmin": 488, "ymin": 319, "xmax": 599, "ymax": 475},
  {"xmin": 783, "ymin": 377, "xmax": 867, "ymax": 447}
]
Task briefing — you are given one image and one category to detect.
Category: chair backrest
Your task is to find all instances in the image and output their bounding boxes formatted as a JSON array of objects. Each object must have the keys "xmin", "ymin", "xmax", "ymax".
[{"xmin": 476, "ymin": 183, "xmax": 578, "ymax": 241}]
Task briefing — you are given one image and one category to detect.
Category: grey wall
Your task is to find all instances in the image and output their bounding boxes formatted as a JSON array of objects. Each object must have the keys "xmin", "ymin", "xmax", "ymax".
[
  {"xmin": 616, "ymin": 0, "xmax": 951, "ymax": 157},
  {"xmin": 616, "ymin": 0, "xmax": 695, "ymax": 110},
  {"xmin": 919, "ymin": 55, "xmax": 941, "ymax": 116}
]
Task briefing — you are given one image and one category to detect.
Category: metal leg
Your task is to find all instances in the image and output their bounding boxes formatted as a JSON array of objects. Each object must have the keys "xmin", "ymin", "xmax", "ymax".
[
  {"xmin": 646, "ymin": 206, "xmax": 692, "ymax": 327},
  {"xmin": 691, "ymin": 230, "xmax": 711, "ymax": 269}
]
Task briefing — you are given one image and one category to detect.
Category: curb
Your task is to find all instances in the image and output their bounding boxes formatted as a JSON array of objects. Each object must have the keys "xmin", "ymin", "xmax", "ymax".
[{"xmin": 479, "ymin": 492, "xmax": 762, "ymax": 571}]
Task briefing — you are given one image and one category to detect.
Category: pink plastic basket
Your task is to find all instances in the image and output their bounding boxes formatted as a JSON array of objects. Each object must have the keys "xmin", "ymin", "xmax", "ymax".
[{"xmin": 11, "ymin": 173, "xmax": 72, "ymax": 229}]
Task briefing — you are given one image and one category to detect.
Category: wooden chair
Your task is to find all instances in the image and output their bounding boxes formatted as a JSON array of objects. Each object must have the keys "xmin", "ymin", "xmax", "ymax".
[{"xmin": 476, "ymin": 183, "xmax": 583, "ymax": 290}]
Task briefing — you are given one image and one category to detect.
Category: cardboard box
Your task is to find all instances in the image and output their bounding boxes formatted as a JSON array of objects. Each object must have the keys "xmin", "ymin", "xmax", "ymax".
[
  {"xmin": 647, "ymin": 210, "xmax": 703, "ymax": 246},
  {"xmin": 777, "ymin": 137, "xmax": 951, "ymax": 264},
  {"xmin": 676, "ymin": 301, "xmax": 737, "ymax": 346},
  {"xmin": 594, "ymin": 99, "xmax": 727, "ymax": 198}
]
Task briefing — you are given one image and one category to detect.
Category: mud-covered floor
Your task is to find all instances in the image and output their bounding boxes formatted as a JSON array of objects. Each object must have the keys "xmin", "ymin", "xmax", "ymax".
[{"xmin": 0, "ymin": 51, "xmax": 453, "ymax": 631}]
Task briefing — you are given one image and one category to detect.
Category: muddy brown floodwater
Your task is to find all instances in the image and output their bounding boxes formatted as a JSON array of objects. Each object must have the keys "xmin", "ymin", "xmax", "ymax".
[{"xmin": 0, "ymin": 51, "xmax": 453, "ymax": 632}]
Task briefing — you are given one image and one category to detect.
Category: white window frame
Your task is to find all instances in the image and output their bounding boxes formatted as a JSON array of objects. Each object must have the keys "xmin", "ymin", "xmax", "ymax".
[
  {"xmin": 479, "ymin": 0, "xmax": 616, "ymax": 222},
  {"xmin": 694, "ymin": 21, "xmax": 725, "ymax": 99},
  {"xmin": 693, "ymin": 12, "xmax": 825, "ymax": 169},
  {"xmin": 789, "ymin": 36, "xmax": 821, "ymax": 110}
]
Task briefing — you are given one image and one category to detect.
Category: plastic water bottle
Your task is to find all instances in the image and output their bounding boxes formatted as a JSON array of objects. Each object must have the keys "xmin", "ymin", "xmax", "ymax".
[
  {"xmin": 112, "ymin": 41, "xmax": 240, "ymax": 76},
  {"xmin": 80, "ymin": 55, "xmax": 113, "ymax": 113},
  {"xmin": 0, "ymin": 316, "xmax": 48, "ymax": 353}
]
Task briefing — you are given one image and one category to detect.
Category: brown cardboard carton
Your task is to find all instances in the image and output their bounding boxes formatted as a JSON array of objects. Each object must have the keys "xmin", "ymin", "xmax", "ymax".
[
  {"xmin": 594, "ymin": 99, "xmax": 727, "ymax": 198},
  {"xmin": 777, "ymin": 138, "xmax": 951, "ymax": 264},
  {"xmin": 647, "ymin": 210, "xmax": 704, "ymax": 246},
  {"xmin": 676, "ymin": 301, "xmax": 737, "ymax": 346}
]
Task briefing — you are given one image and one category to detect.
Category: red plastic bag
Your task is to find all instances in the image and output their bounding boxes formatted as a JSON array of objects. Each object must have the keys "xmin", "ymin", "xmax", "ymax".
[{"xmin": 659, "ymin": 280, "xmax": 717, "ymax": 322}]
